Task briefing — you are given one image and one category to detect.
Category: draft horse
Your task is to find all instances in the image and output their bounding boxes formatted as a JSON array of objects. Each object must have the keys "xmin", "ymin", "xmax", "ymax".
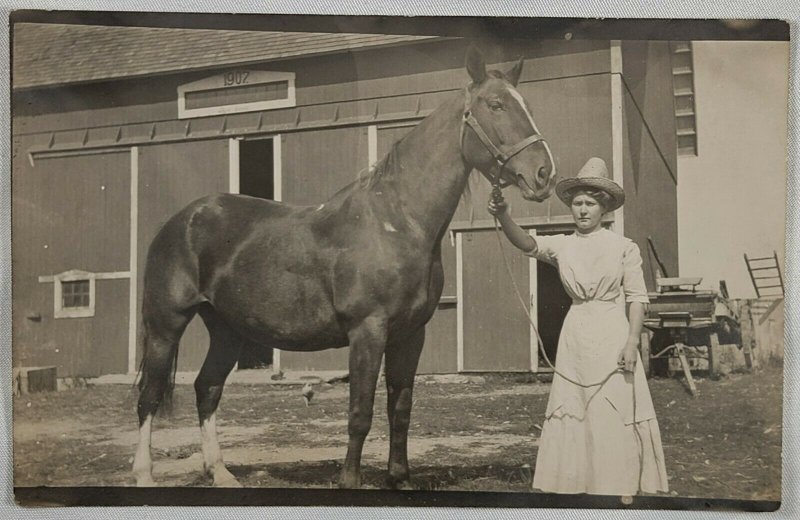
[{"xmin": 133, "ymin": 47, "xmax": 556, "ymax": 488}]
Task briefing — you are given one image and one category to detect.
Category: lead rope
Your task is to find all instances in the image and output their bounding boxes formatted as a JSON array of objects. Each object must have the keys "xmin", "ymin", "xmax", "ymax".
[{"xmin": 489, "ymin": 189, "xmax": 644, "ymax": 496}]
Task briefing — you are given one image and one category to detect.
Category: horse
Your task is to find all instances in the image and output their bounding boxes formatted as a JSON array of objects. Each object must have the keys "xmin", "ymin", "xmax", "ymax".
[{"xmin": 132, "ymin": 46, "xmax": 556, "ymax": 489}]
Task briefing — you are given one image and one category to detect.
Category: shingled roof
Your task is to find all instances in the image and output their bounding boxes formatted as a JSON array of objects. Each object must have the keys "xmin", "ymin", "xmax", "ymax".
[{"xmin": 12, "ymin": 23, "xmax": 438, "ymax": 89}]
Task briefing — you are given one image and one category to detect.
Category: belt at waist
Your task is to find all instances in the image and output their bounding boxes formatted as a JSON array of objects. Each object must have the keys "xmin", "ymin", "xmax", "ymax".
[{"xmin": 570, "ymin": 299, "xmax": 621, "ymax": 307}]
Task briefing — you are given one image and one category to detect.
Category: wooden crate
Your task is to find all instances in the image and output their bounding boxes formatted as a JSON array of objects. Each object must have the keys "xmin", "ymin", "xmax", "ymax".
[{"xmin": 13, "ymin": 366, "xmax": 58, "ymax": 395}]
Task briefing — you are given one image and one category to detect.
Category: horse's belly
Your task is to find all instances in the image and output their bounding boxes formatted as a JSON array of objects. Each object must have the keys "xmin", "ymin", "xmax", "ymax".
[{"xmin": 210, "ymin": 275, "xmax": 347, "ymax": 349}]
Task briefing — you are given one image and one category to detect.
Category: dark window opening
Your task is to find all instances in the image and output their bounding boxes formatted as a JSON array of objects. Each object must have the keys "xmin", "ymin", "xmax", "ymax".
[
  {"xmin": 240, "ymin": 138, "xmax": 274, "ymax": 200},
  {"xmin": 62, "ymin": 280, "xmax": 91, "ymax": 308}
]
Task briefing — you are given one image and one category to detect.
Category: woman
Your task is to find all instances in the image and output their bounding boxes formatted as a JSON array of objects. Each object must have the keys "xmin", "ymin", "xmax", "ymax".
[{"xmin": 488, "ymin": 157, "xmax": 668, "ymax": 496}]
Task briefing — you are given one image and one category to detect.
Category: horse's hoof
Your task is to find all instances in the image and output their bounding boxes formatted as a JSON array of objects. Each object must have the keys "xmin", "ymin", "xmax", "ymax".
[
  {"xmin": 135, "ymin": 475, "xmax": 156, "ymax": 487},
  {"xmin": 213, "ymin": 467, "xmax": 242, "ymax": 488},
  {"xmin": 338, "ymin": 477, "xmax": 361, "ymax": 489},
  {"xmin": 386, "ymin": 476, "xmax": 413, "ymax": 490},
  {"xmin": 215, "ymin": 477, "xmax": 243, "ymax": 488}
]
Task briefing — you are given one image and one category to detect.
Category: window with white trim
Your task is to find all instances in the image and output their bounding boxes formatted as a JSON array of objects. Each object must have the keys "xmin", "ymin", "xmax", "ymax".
[
  {"xmin": 178, "ymin": 70, "xmax": 296, "ymax": 119},
  {"xmin": 54, "ymin": 270, "xmax": 96, "ymax": 318}
]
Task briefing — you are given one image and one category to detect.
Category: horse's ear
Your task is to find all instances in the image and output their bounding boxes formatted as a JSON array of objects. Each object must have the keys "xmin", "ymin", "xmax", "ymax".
[
  {"xmin": 506, "ymin": 57, "xmax": 524, "ymax": 87},
  {"xmin": 465, "ymin": 45, "xmax": 486, "ymax": 84}
]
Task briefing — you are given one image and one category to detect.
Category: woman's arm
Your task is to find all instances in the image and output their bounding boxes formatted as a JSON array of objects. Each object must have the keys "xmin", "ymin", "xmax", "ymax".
[
  {"xmin": 488, "ymin": 189, "xmax": 537, "ymax": 254},
  {"xmin": 618, "ymin": 301, "xmax": 645, "ymax": 372}
]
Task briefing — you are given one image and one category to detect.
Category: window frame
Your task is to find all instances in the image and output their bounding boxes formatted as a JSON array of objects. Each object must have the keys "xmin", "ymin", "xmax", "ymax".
[
  {"xmin": 53, "ymin": 270, "xmax": 96, "ymax": 319},
  {"xmin": 178, "ymin": 70, "xmax": 296, "ymax": 119}
]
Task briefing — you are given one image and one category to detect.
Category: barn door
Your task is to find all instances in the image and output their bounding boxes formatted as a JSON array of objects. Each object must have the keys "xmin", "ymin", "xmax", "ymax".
[
  {"xmin": 458, "ymin": 229, "xmax": 535, "ymax": 372},
  {"xmin": 13, "ymin": 151, "xmax": 132, "ymax": 377}
]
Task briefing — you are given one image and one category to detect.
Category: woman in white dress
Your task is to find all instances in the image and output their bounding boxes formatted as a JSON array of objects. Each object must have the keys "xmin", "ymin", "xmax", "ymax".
[{"xmin": 488, "ymin": 157, "xmax": 669, "ymax": 496}]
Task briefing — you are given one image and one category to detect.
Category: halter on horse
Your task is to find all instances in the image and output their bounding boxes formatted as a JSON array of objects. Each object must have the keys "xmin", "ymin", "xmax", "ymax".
[{"xmin": 132, "ymin": 46, "xmax": 555, "ymax": 489}]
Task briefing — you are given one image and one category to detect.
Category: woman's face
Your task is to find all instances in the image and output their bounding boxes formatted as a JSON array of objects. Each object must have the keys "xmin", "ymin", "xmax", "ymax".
[{"xmin": 570, "ymin": 191, "xmax": 605, "ymax": 233}]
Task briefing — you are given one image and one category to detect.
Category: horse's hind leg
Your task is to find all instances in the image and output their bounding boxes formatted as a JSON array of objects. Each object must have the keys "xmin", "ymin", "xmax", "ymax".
[
  {"xmin": 384, "ymin": 326, "xmax": 425, "ymax": 489},
  {"xmin": 133, "ymin": 308, "xmax": 194, "ymax": 487},
  {"xmin": 195, "ymin": 306, "xmax": 243, "ymax": 487}
]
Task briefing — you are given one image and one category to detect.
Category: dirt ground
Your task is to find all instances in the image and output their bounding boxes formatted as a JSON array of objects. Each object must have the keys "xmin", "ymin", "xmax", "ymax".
[{"xmin": 13, "ymin": 364, "xmax": 782, "ymax": 500}]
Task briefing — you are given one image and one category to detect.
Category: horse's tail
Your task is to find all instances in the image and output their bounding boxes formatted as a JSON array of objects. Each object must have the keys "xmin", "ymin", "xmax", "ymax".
[{"xmin": 133, "ymin": 323, "xmax": 180, "ymax": 418}]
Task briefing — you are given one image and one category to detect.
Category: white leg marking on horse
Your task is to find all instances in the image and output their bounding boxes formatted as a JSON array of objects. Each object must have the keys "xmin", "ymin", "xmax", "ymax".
[
  {"xmin": 383, "ymin": 222, "xmax": 398, "ymax": 232},
  {"xmin": 507, "ymin": 86, "xmax": 557, "ymax": 178},
  {"xmin": 132, "ymin": 414, "xmax": 156, "ymax": 487},
  {"xmin": 201, "ymin": 413, "xmax": 242, "ymax": 487}
]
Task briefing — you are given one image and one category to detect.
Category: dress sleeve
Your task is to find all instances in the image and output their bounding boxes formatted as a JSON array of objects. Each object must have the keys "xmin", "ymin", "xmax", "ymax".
[
  {"xmin": 622, "ymin": 240, "xmax": 650, "ymax": 304},
  {"xmin": 524, "ymin": 234, "xmax": 566, "ymax": 265}
]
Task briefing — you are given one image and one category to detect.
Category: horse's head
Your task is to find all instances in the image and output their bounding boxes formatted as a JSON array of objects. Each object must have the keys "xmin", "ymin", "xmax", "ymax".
[{"xmin": 461, "ymin": 47, "xmax": 556, "ymax": 202}]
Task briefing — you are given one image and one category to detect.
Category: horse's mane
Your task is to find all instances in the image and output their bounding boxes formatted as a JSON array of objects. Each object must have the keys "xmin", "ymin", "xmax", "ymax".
[
  {"xmin": 356, "ymin": 135, "xmax": 402, "ymax": 189},
  {"xmin": 355, "ymin": 123, "xmax": 480, "ymax": 221}
]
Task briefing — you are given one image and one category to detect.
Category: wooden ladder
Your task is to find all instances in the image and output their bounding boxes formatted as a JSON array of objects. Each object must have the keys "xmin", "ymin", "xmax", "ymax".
[{"xmin": 744, "ymin": 251, "xmax": 784, "ymax": 320}]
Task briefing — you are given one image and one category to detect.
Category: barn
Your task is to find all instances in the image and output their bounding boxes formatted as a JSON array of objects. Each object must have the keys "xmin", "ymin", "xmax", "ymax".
[{"xmin": 11, "ymin": 22, "xmax": 680, "ymax": 378}]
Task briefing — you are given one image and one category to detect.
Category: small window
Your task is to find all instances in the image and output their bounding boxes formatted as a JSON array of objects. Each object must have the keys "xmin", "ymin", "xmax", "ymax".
[
  {"xmin": 178, "ymin": 70, "xmax": 296, "ymax": 119},
  {"xmin": 62, "ymin": 280, "xmax": 91, "ymax": 308},
  {"xmin": 53, "ymin": 271, "xmax": 96, "ymax": 318}
]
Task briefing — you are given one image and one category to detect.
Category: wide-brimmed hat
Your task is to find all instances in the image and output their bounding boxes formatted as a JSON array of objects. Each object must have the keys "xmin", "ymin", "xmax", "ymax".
[{"xmin": 555, "ymin": 157, "xmax": 625, "ymax": 211}]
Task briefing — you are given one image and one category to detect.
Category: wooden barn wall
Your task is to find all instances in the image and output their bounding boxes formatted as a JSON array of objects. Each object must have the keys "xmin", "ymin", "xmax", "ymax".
[
  {"xmin": 13, "ymin": 38, "xmax": 618, "ymax": 376},
  {"xmin": 12, "ymin": 144, "xmax": 130, "ymax": 376},
  {"xmin": 13, "ymin": 39, "xmax": 610, "ymax": 136},
  {"xmin": 278, "ymin": 127, "xmax": 367, "ymax": 371},
  {"xmin": 461, "ymin": 230, "xmax": 532, "ymax": 371},
  {"xmin": 621, "ymin": 42, "xmax": 679, "ymax": 176},
  {"xmin": 620, "ymin": 42, "xmax": 679, "ymax": 285},
  {"xmin": 137, "ymin": 139, "xmax": 229, "ymax": 371}
]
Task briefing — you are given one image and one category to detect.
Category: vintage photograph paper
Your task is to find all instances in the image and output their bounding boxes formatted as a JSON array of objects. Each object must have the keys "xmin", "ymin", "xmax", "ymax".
[{"xmin": 8, "ymin": 12, "xmax": 790, "ymax": 510}]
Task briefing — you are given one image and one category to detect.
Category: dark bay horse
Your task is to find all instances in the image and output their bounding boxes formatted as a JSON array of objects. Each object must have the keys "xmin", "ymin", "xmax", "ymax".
[{"xmin": 132, "ymin": 47, "xmax": 556, "ymax": 488}]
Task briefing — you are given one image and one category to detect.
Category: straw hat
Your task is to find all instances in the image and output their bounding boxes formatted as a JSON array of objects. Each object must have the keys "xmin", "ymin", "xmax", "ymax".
[{"xmin": 555, "ymin": 157, "xmax": 625, "ymax": 212}]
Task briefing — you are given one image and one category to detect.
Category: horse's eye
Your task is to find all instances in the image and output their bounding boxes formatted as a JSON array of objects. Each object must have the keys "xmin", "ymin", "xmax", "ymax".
[{"xmin": 488, "ymin": 100, "xmax": 504, "ymax": 111}]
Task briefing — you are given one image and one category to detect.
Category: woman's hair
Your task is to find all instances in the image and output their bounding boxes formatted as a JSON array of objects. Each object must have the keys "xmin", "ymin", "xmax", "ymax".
[{"xmin": 564, "ymin": 187, "xmax": 613, "ymax": 212}]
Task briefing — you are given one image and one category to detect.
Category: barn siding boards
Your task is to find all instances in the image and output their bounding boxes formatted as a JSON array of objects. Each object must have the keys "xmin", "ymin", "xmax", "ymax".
[
  {"xmin": 619, "ymin": 42, "xmax": 679, "ymax": 286},
  {"xmin": 13, "ymin": 280, "xmax": 130, "ymax": 377},
  {"xmin": 13, "ymin": 152, "xmax": 131, "ymax": 274},
  {"xmin": 460, "ymin": 230, "xmax": 532, "ymax": 371},
  {"xmin": 136, "ymin": 140, "xmax": 230, "ymax": 371},
  {"xmin": 281, "ymin": 127, "xmax": 369, "ymax": 204},
  {"xmin": 12, "ymin": 148, "xmax": 131, "ymax": 377},
  {"xmin": 620, "ymin": 41, "xmax": 679, "ymax": 178}
]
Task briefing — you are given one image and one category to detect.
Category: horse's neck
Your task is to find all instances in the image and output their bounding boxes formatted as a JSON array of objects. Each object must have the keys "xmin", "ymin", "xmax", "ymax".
[{"xmin": 377, "ymin": 95, "xmax": 470, "ymax": 243}]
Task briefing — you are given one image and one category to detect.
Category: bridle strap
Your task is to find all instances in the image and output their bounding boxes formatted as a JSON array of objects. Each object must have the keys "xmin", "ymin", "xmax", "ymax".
[{"xmin": 461, "ymin": 88, "xmax": 547, "ymax": 189}]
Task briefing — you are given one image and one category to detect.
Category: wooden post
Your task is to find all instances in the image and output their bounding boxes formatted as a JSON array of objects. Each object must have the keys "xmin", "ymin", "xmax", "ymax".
[
  {"xmin": 708, "ymin": 331, "xmax": 721, "ymax": 379},
  {"xmin": 675, "ymin": 344, "xmax": 697, "ymax": 397}
]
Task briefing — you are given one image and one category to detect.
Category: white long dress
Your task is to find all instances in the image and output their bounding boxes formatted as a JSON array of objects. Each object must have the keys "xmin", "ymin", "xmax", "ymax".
[{"xmin": 528, "ymin": 227, "xmax": 669, "ymax": 495}]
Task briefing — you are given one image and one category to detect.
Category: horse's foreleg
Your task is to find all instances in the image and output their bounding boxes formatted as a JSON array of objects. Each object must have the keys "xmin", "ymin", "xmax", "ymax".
[
  {"xmin": 195, "ymin": 310, "xmax": 243, "ymax": 487},
  {"xmin": 384, "ymin": 326, "xmax": 425, "ymax": 489},
  {"xmin": 339, "ymin": 315, "xmax": 388, "ymax": 489}
]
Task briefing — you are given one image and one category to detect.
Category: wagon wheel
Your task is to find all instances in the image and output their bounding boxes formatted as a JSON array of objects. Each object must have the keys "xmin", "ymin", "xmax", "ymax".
[
  {"xmin": 640, "ymin": 331, "xmax": 652, "ymax": 378},
  {"xmin": 708, "ymin": 331, "xmax": 721, "ymax": 379}
]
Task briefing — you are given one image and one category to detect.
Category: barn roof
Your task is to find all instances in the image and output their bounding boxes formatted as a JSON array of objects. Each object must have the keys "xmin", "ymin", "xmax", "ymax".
[{"xmin": 12, "ymin": 23, "xmax": 438, "ymax": 89}]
